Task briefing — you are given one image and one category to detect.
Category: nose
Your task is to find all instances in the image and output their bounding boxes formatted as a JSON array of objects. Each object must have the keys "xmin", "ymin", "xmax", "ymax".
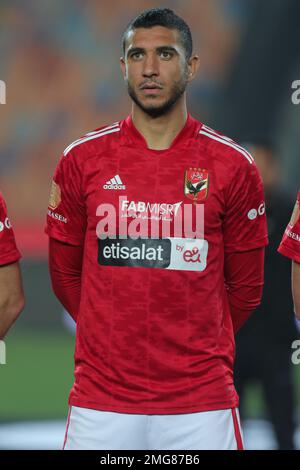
[{"xmin": 142, "ymin": 52, "xmax": 159, "ymax": 77}]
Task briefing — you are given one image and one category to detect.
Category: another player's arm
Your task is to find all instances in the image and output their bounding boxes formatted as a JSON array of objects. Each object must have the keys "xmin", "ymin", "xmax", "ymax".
[
  {"xmin": 278, "ymin": 191, "xmax": 300, "ymax": 320},
  {"xmin": 292, "ymin": 261, "xmax": 300, "ymax": 320},
  {"xmin": 0, "ymin": 262, "xmax": 25, "ymax": 339}
]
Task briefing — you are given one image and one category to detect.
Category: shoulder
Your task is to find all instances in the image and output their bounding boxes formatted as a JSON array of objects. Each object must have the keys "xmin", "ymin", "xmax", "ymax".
[
  {"xmin": 62, "ymin": 121, "xmax": 121, "ymax": 158},
  {"xmin": 198, "ymin": 123, "xmax": 254, "ymax": 168}
]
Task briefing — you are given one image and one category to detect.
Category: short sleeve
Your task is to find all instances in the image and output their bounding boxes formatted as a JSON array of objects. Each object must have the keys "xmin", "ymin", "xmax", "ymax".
[
  {"xmin": 0, "ymin": 193, "xmax": 21, "ymax": 265},
  {"xmin": 45, "ymin": 152, "xmax": 87, "ymax": 246},
  {"xmin": 223, "ymin": 159, "xmax": 269, "ymax": 253},
  {"xmin": 278, "ymin": 191, "xmax": 300, "ymax": 263}
]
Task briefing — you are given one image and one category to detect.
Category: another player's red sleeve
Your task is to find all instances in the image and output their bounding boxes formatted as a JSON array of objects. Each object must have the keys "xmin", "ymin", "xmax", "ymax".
[
  {"xmin": 49, "ymin": 237, "xmax": 83, "ymax": 322},
  {"xmin": 223, "ymin": 158, "xmax": 269, "ymax": 252},
  {"xmin": 0, "ymin": 193, "xmax": 21, "ymax": 266},
  {"xmin": 224, "ymin": 247, "xmax": 265, "ymax": 334},
  {"xmin": 45, "ymin": 150, "xmax": 86, "ymax": 246},
  {"xmin": 278, "ymin": 191, "xmax": 300, "ymax": 263}
]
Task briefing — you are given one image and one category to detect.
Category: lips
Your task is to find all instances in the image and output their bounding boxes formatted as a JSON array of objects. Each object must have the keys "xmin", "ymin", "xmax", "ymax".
[
  {"xmin": 140, "ymin": 84, "xmax": 162, "ymax": 95},
  {"xmin": 142, "ymin": 88, "xmax": 162, "ymax": 95},
  {"xmin": 140, "ymin": 83, "xmax": 162, "ymax": 90}
]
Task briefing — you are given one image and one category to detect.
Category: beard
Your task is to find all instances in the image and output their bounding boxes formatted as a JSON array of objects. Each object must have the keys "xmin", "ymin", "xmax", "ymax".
[{"xmin": 126, "ymin": 73, "xmax": 188, "ymax": 118}]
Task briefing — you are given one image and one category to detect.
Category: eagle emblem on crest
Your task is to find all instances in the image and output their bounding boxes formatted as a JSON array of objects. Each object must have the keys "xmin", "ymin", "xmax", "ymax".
[{"xmin": 184, "ymin": 168, "xmax": 209, "ymax": 203}]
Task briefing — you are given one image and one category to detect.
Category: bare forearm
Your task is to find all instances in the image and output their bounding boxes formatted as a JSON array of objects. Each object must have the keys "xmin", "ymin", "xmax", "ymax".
[
  {"xmin": 0, "ymin": 263, "xmax": 25, "ymax": 339},
  {"xmin": 292, "ymin": 261, "xmax": 300, "ymax": 320},
  {"xmin": 0, "ymin": 296, "xmax": 25, "ymax": 339}
]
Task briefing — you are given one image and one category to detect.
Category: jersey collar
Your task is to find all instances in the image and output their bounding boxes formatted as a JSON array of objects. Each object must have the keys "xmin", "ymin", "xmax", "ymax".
[{"xmin": 121, "ymin": 112, "xmax": 201, "ymax": 152}]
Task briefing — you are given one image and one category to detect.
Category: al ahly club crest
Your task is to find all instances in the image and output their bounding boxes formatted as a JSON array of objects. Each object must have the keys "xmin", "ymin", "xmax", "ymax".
[{"xmin": 184, "ymin": 168, "xmax": 209, "ymax": 203}]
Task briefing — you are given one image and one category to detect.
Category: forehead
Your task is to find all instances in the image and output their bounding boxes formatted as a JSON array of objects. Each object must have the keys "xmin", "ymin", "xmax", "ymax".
[{"xmin": 125, "ymin": 26, "xmax": 182, "ymax": 52}]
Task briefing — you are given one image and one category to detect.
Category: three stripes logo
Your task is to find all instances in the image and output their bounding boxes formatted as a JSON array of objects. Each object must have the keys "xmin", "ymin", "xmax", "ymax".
[{"xmin": 103, "ymin": 174, "xmax": 126, "ymax": 190}]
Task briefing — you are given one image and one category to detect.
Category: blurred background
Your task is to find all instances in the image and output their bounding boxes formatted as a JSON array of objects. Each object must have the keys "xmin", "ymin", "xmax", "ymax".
[{"xmin": 0, "ymin": 0, "xmax": 300, "ymax": 449}]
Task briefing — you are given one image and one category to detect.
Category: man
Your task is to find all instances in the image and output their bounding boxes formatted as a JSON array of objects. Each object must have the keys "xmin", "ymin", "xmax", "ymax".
[
  {"xmin": 234, "ymin": 141, "xmax": 297, "ymax": 449},
  {"xmin": 0, "ymin": 192, "xmax": 24, "ymax": 339},
  {"xmin": 45, "ymin": 8, "xmax": 268, "ymax": 450},
  {"xmin": 278, "ymin": 191, "xmax": 300, "ymax": 319}
]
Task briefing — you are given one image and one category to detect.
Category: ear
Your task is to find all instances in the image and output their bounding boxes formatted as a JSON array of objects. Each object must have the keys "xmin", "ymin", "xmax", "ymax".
[
  {"xmin": 120, "ymin": 56, "xmax": 126, "ymax": 80},
  {"xmin": 187, "ymin": 54, "xmax": 200, "ymax": 82}
]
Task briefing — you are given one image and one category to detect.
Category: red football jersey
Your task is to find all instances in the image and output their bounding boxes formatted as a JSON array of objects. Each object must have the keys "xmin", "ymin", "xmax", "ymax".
[
  {"xmin": 0, "ymin": 192, "xmax": 21, "ymax": 266},
  {"xmin": 278, "ymin": 191, "xmax": 300, "ymax": 263},
  {"xmin": 45, "ymin": 114, "xmax": 268, "ymax": 414}
]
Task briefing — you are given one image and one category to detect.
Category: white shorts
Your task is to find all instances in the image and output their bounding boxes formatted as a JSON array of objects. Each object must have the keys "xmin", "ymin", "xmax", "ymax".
[{"xmin": 63, "ymin": 405, "xmax": 244, "ymax": 450}]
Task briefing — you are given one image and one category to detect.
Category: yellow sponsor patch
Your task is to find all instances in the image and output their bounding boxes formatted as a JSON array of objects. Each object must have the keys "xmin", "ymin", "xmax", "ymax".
[{"xmin": 48, "ymin": 180, "xmax": 61, "ymax": 210}]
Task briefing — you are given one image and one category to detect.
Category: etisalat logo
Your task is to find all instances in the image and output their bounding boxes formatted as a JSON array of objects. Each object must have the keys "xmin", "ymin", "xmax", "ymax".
[{"xmin": 0, "ymin": 80, "xmax": 6, "ymax": 104}]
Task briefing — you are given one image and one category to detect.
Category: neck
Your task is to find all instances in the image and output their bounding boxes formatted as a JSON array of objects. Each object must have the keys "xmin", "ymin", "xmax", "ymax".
[{"xmin": 131, "ymin": 99, "xmax": 188, "ymax": 150}]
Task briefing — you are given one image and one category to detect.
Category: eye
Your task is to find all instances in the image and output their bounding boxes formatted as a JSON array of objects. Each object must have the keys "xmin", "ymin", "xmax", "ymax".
[
  {"xmin": 131, "ymin": 52, "xmax": 143, "ymax": 60},
  {"xmin": 160, "ymin": 51, "xmax": 173, "ymax": 59}
]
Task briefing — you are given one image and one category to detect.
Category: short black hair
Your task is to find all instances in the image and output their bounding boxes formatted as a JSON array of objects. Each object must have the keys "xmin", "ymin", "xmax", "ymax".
[{"xmin": 122, "ymin": 8, "xmax": 193, "ymax": 60}]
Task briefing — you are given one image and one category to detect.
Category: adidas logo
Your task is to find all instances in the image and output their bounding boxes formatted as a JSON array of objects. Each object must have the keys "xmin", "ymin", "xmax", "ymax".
[{"xmin": 103, "ymin": 174, "xmax": 126, "ymax": 190}]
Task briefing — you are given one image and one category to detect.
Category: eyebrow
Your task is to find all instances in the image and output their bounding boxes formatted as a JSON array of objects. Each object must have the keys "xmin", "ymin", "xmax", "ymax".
[{"xmin": 127, "ymin": 46, "xmax": 178, "ymax": 57}]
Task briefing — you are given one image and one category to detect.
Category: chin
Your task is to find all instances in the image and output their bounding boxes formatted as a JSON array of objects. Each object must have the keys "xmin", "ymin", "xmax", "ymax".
[{"xmin": 141, "ymin": 97, "xmax": 169, "ymax": 109}]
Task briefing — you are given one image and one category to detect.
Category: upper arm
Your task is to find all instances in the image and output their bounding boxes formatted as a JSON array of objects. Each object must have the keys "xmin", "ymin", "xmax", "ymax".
[
  {"xmin": 223, "ymin": 158, "xmax": 269, "ymax": 253},
  {"xmin": 278, "ymin": 192, "xmax": 300, "ymax": 263},
  {"xmin": 45, "ymin": 151, "xmax": 86, "ymax": 246},
  {"xmin": 0, "ymin": 194, "xmax": 21, "ymax": 265}
]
